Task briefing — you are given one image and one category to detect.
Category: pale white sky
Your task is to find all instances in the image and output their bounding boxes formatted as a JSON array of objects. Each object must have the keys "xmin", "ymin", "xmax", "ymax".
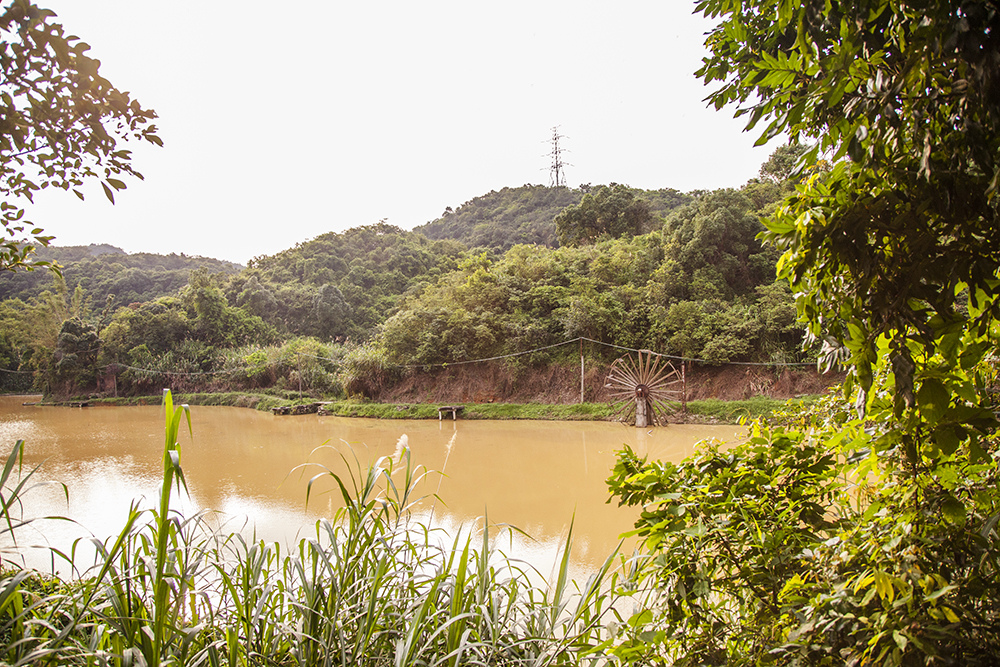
[{"xmin": 29, "ymin": 1, "xmax": 775, "ymax": 264}]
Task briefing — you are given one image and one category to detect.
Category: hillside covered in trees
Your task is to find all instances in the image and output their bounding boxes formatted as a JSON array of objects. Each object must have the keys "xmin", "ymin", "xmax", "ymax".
[
  {"xmin": 380, "ymin": 188, "xmax": 799, "ymax": 367},
  {"xmin": 0, "ymin": 146, "xmax": 812, "ymax": 398},
  {"xmin": 414, "ymin": 184, "xmax": 692, "ymax": 249},
  {"xmin": 2, "ymin": 0, "xmax": 996, "ymax": 664},
  {"xmin": 231, "ymin": 223, "xmax": 466, "ymax": 341},
  {"xmin": 0, "ymin": 244, "xmax": 241, "ymax": 306}
]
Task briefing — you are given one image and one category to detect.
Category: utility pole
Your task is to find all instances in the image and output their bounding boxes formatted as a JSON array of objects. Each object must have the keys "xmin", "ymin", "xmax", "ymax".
[{"xmin": 544, "ymin": 126, "xmax": 570, "ymax": 187}]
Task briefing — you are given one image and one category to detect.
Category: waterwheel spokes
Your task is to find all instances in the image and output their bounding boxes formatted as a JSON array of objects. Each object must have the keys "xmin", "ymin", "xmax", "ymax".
[
  {"xmin": 644, "ymin": 362, "xmax": 678, "ymax": 391},
  {"xmin": 605, "ymin": 350, "xmax": 682, "ymax": 427},
  {"xmin": 607, "ymin": 357, "xmax": 641, "ymax": 388}
]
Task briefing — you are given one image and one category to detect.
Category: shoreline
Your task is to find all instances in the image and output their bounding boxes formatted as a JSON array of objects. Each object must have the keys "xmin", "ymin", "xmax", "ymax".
[{"xmin": 20, "ymin": 392, "xmax": 820, "ymax": 425}]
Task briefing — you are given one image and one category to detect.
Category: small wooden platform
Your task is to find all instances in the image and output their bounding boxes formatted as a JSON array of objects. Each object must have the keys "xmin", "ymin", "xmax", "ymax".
[{"xmin": 437, "ymin": 405, "xmax": 464, "ymax": 421}]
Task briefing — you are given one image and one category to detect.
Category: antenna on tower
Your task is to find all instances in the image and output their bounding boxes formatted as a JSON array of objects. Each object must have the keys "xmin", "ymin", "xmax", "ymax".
[{"xmin": 543, "ymin": 126, "xmax": 571, "ymax": 187}]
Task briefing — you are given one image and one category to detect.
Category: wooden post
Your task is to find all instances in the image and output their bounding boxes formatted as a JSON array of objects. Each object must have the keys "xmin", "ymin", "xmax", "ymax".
[
  {"xmin": 682, "ymin": 361, "xmax": 688, "ymax": 415},
  {"xmin": 635, "ymin": 382, "xmax": 650, "ymax": 428},
  {"xmin": 297, "ymin": 353, "xmax": 302, "ymax": 400},
  {"xmin": 579, "ymin": 338, "xmax": 585, "ymax": 404},
  {"xmin": 635, "ymin": 396, "xmax": 649, "ymax": 427}
]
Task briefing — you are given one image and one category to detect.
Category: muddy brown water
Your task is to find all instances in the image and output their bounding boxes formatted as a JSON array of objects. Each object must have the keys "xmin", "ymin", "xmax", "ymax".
[{"xmin": 0, "ymin": 395, "xmax": 743, "ymax": 577}]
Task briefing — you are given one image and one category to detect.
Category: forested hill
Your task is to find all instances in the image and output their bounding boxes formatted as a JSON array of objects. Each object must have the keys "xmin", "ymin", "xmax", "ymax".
[
  {"xmin": 0, "ymin": 143, "xmax": 820, "ymax": 397},
  {"xmin": 230, "ymin": 222, "xmax": 466, "ymax": 340},
  {"xmin": 5, "ymin": 183, "xmax": 692, "ymax": 312},
  {"xmin": 0, "ymin": 244, "xmax": 241, "ymax": 305},
  {"xmin": 414, "ymin": 184, "xmax": 692, "ymax": 250}
]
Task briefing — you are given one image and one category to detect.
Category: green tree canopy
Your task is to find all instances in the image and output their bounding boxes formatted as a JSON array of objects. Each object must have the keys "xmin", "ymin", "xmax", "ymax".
[
  {"xmin": 757, "ymin": 142, "xmax": 808, "ymax": 183},
  {"xmin": 555, "ymin": 183, "xmax": 654, "ymax": 246},
  {"xmin": 698, "ymin": 0, "xmax": 1000, "ymax": 423},
  {"xmin": 415, "ymin": 185, "xmax": 582, "ymax": 249},
  {"xmin": 50, "ymin": 316, "xmax": 99, "ymax": 394},
  {"xmin": 0, "ymin": 245, "xmax": 241, "ymax": 305},
  {"xmin": 661, "ymin": 189, "xmax": 777, "ymax": 299},
  {"xmin": 416, "ymin": 184, "xmax": 691, "ymax": 251},
  {"xmin": 235, "ymin": 222, "xmax": 465, "ymax": 340},
  {"xmin": 0, "ymin": 1, "xmax": 160, "ymax": 272}
]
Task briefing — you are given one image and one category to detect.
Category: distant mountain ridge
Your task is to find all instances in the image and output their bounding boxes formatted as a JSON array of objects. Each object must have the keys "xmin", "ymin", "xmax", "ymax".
[
  {"xmin": 0, "ymin": 244, "xmax": 242, "ymax": 305},
  {"xmin": 414, "ymin": 184, "xmax": 693, "ymax": 250},
  {"xmin": 39, "ymin": 243, "xmax": 126, "ymax": 260}
]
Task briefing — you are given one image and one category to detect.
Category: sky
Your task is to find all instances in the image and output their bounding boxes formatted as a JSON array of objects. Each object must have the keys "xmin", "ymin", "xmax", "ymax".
[{"xmin": 28, "ymin": 1, "xmax": 778, "ymax": 265}]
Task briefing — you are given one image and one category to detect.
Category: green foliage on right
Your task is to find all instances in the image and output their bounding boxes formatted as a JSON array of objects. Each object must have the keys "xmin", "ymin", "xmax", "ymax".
[
  {"xmin": 603, "ymin": 1, "xmax": 1000, "ymax": 664},
  {"xmin": 608, "ymin": 396, "xmax": 1000, "ymax": 665}
]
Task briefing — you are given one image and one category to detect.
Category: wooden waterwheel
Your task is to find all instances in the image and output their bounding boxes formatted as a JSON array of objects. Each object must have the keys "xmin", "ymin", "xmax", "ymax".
[{"xmin": 605, "ymin": 350, "xmax": 682, "ymax": 427}]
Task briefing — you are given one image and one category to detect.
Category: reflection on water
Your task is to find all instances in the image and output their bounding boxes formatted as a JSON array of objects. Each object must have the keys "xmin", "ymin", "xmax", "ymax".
[{"xmin": 0, "ymin": 396, "xmax": 744, "ymax": 577}]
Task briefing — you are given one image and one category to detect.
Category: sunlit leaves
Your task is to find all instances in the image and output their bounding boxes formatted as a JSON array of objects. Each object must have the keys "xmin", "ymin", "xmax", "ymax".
[{"xmin": 698, "ymin": 0, "xmax": 1000, "ymax": 470}]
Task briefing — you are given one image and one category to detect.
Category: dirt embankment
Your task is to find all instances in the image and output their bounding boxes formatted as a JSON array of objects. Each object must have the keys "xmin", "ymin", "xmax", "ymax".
[{"xmin": 378, "ymin": 361, "xmax": 843, "ymax": 405}]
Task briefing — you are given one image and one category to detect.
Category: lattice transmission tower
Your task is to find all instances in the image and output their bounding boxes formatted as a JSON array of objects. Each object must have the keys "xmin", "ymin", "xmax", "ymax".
[{"xmin": 544, "ymin": 126, "xmax": 570, "ymax": 187}]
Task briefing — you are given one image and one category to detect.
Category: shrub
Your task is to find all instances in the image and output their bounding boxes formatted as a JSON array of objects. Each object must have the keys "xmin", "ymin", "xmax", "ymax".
[
  {"xmin": 607, "ymin": 396, "xmax": 1000, "ymax": 665},
  {"xmin": 340, "ymin": 342, "xmax": 400, "ymax": 399}
]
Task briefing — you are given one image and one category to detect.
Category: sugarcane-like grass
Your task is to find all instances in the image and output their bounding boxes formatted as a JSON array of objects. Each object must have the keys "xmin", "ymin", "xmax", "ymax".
[{"xmin": 0, "ymin": 390, "xmax": 626, "ymax": 666}]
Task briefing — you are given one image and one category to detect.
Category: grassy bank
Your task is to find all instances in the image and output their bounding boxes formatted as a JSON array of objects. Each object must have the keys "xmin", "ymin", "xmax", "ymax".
[
  {"xmin": 85, "ymin": 392, "xmax": 814, "ymax": 424},
  {"xmin": 90, "ymin": 391, "xmax": 298, "ymax": 411}
]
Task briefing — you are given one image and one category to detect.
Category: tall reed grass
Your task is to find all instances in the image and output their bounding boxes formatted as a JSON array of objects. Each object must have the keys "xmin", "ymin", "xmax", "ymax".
[{"xmin": 0, "ymin": 390, "xmax": 628, "ymax": 665}]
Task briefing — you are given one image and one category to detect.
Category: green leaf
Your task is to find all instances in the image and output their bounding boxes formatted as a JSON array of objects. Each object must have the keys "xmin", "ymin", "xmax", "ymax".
[
  {"xmin": 924, "ymin": 584, "xmax": 957, "ymax": 601},
  {"xmin": 969, "ymin": 437, "xmax": 988, "ymax": 464},
  {"xmin": 917, "ymin": 378, "xmax": 949, "ymax": 422},
  {"xmin": 941, "ymin": 494, "xmax": 966, "ymax": 526},
  {"xmin": 932, "ymin": 425, "xmax": 962, "ymax": 456},
  {"xmin": 682, "ymin": 519, "xmax": 707, "ymax": 537},
  {"xmin": 938, "ymin": 331, "xmax": 962, "ymax": 363},
  {"xmin": 627, "ymin": 609, "xmax": 653, "ymax": 628},
  {"xmin": 959, "ymin": 341, "xmax": 989, "ymax": 370},
  {"xmin": 875, "ymin": 570, "xmax": 894, "ymax": 602}
]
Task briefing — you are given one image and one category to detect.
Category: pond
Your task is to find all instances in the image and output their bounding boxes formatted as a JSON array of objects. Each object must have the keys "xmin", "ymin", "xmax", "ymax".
[{"xmin": 0, "ymin": 395, "xmax": 744, "ymax": 578}]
